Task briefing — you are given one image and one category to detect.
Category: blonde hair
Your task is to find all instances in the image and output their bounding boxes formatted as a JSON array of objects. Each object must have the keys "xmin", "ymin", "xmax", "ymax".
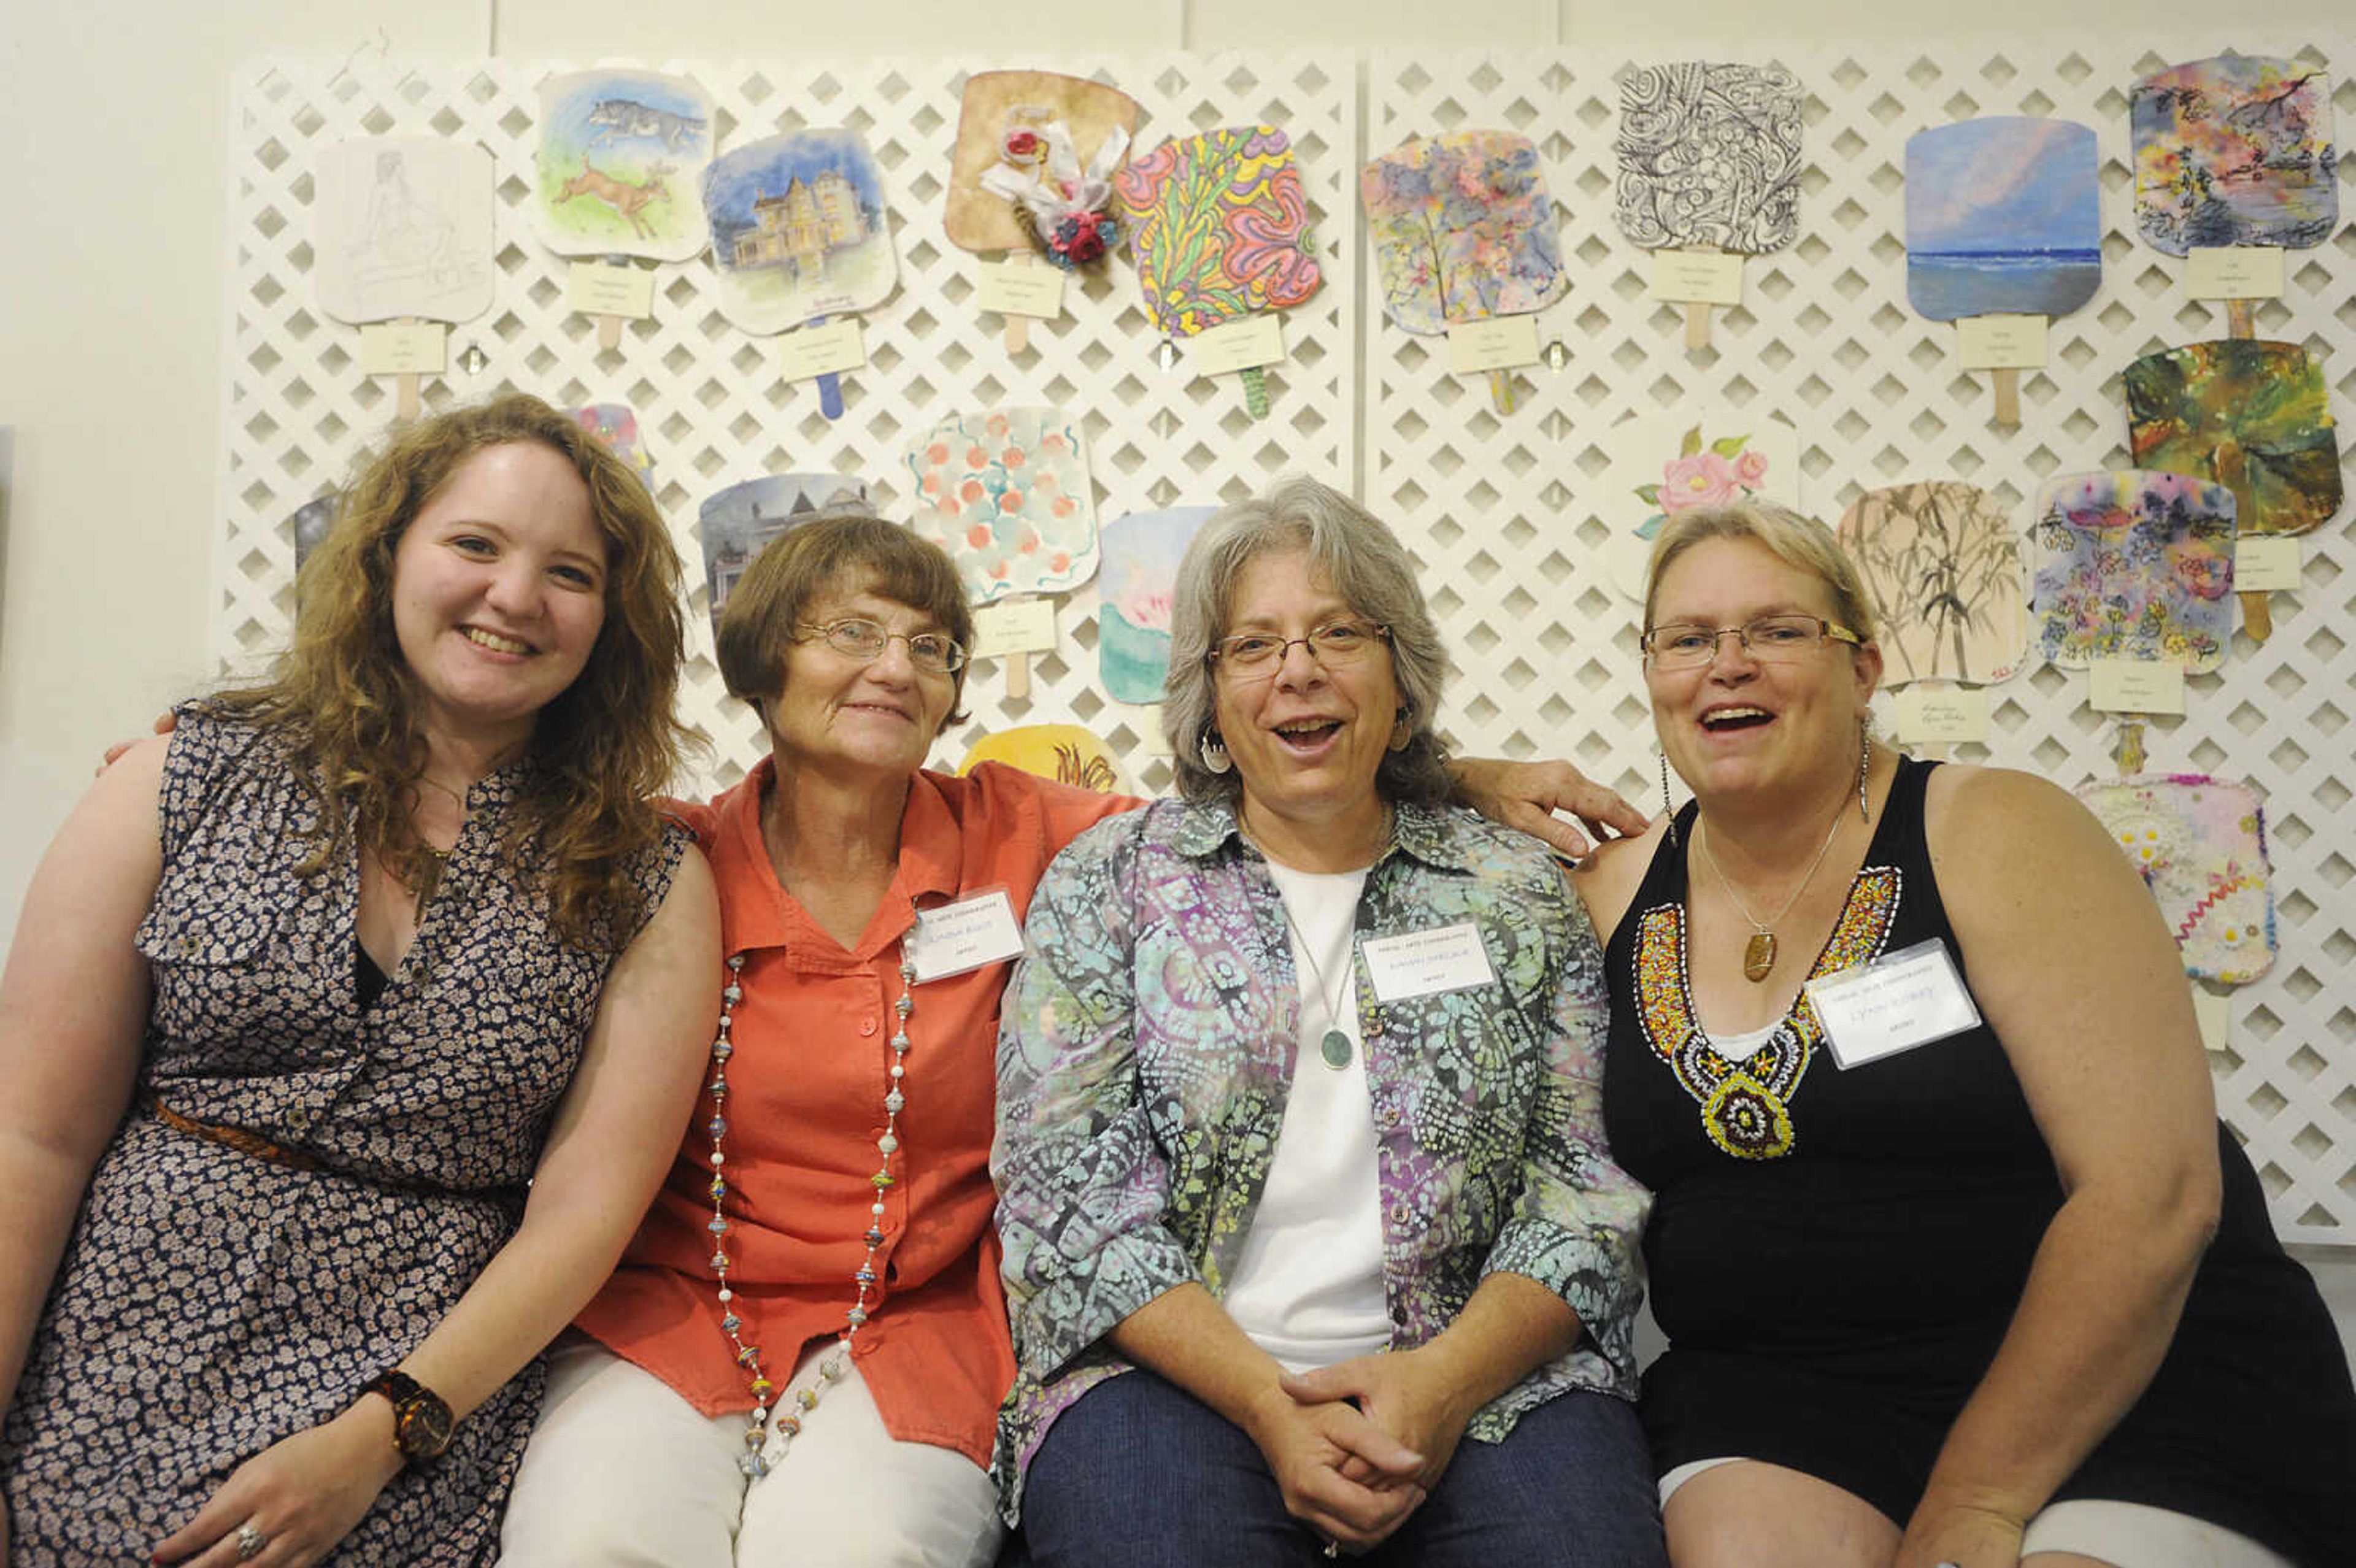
[
  {"xmin": 1643, "ymin": 501, "xmax": 1879, "ymax": 644},
  {"xmin": 214, "ymin": 393, "xmax": 688, "ymax": 948}
]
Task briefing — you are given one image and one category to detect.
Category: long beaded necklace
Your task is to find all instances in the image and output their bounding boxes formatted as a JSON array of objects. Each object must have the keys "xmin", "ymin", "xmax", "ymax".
[{"xmin": 704, "ymin": 949, "xmax": 917, "ymax": 1477}]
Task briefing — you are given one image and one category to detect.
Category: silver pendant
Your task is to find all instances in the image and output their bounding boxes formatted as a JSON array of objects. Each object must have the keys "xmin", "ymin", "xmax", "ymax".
[{"xmin": 1319, "ymin": 1029, "xmax": 1352, "ymax": 1069}]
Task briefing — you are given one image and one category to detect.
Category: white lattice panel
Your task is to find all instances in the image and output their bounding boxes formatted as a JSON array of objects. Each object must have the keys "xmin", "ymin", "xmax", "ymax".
[
  {"xmin": 226, "ymin": 42, "xmax": 2352, "ymax": 1242},
  {"xmin": 1365, "ymin": 41, "xmax": 2356, "ymax": 1245}
]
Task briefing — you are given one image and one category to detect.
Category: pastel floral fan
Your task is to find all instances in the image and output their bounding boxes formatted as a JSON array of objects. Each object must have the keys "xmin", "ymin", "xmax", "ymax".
[
  {"xmin": 2075, "ymin": 774, "xmax": 2275, "ymax": 985},
  {"xmin": 1115, "ymin": 125, "xmax": 1323, "ymax": 418}
]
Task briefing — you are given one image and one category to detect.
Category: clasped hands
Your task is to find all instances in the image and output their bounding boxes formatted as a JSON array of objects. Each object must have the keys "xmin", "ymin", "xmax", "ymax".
[{"xmin": 1245, "ymin": 1347, "xmax": 1477, "ymax": 1558}]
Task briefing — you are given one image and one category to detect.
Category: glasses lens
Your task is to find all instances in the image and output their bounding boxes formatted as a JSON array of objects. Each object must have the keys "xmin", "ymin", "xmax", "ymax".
[
  {"xmin": 1310, "ymin": 622, "xmax": 1379, "ymax": 662},
  {"xmin": 907, "ymin": 634, "xmax": 965, "ymax": 674},
  {"xmin": 1744, "ymin": 617, "xmax": 1823, "ymax": 659},
  {"xmin": 1647, "ymin": 625, "xmax": 1719, "ymax": 667},
  {"xmin": 1217, "ymin": 634, "xmax": 1283, "ymax": 671},
  {"xmin": 825, "ymin": 620, "xmax": 888, "ymax": 659}
]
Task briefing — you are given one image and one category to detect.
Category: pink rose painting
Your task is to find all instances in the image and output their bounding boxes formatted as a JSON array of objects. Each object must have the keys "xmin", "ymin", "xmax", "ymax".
[{"xmin": 1601, "ymin": 410, "xmax": 1801, "ymax": 601}]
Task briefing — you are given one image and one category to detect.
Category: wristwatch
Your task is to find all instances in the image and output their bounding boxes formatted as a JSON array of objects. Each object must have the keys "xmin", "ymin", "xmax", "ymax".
[{"xmin": 358, "ymin": 1368, "xmax": 455, "ymax": 1464}]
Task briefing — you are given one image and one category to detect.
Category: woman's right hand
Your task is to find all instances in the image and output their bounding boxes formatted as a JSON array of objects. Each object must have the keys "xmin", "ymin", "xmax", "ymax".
[
  {"xmin": 1245, "ymin": 1386, "xmax": 1427, "ymax": 1553},
  {"xmin": 97, "ymin": 710, "xmax": 177, "ymax": 774}
]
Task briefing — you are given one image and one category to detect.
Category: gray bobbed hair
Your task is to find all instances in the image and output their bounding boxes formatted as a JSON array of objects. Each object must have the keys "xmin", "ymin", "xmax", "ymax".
[{"xmin": 1163, "ymin": 475, "xmax": 1452, "ymax": 807}]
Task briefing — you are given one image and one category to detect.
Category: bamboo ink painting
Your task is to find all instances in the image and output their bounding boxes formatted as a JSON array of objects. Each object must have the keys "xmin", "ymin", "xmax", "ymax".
[
  {"xmin": 536, "ymin": 70, "xmax": 713, "ymax": 260},
  {"xmin": 1099, "ymin": 506, "xmax": 1217, "ymax": 704},
  {"xmin": 1361, "ymin": 131, "xmax": 1567, "ymax": 334},
  {"xmin": 906, "ymin": 409, "xmax": 1096, "ymax": 605},
  {"xmin": 1614, "ymin": 62, "xmax": 1804, "ymax": 255},
  {"xmin": 702, "ymin": 131, "xmax": 896, "ymax": 337},
  {"xmin": 697, "ymin": 474, "xmax": 869, "ymax": 645},
  {"xmin": 2074, "ymin": 774, "xmax": 2276, "ymax": 984},
  {"xmin": 1905, "ymin": 118, "xmax": 2101, "ymax": 321},
  {"xmin": 315, "ymin": 137, "xmax": 495, "ymax": 325},
  {"xmin": 1837, "ymin": 482, "xmax": 2025, "ymax": 686},
  {"xmin": 2132, "ymin": 56, "xmax": 2338, "ymax": 256},
  {"xmin": 1599, "ymin": 411, "xmax": 1800, "ymax": 601},
  {"xmin": 2030, "ymin": 471, "xmax": 2236, "ymax": 673}
]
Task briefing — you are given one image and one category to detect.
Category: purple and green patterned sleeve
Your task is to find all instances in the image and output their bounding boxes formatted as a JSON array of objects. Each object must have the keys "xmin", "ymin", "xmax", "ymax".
[{"xmin": 991, "ymin": 813, "xmax": 1199, "ymax": 1380}]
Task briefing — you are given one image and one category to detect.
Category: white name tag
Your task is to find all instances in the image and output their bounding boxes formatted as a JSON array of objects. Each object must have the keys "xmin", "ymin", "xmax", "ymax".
[
  {"xmin": 1804, "ymin": 940, "xmax": 1982, "ymax": 1069},
  {"xmin": 902, "ymin": 890, "xmax": 1025, "ymax": 982},
  {"xmin": 1361, "ymin": 922, "xmax": 1495, "ymax": 1003}
]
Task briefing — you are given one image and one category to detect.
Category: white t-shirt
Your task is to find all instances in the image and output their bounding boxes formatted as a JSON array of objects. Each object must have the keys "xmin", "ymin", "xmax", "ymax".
[{"xmin": 1220, "ymin": 861, "xmax": 1392, "ymax": 1374}]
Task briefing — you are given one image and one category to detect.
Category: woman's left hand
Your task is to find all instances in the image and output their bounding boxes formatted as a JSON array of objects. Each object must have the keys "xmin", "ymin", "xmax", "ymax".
[
  {"xmin": 152, "ymin": 1404, "xmax": 404, "ymax": 1566},
  {"xmin": 1893, "ymin": 1496, "xmax": 2027, "ymax": 1568},
  {"xmin": 1282, "ymin": 1348, "xmax": 1477, "ymax": 1494}
]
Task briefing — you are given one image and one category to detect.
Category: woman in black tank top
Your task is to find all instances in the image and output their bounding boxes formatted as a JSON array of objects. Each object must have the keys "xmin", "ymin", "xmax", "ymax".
[{"xmin": 1569, "ymin": 502, "xmax": 2354, "ymax": 1568}]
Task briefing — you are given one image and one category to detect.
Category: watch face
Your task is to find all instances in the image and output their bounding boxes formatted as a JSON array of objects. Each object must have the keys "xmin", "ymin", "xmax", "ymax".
[{"xmin": 398, "ymin": 1394, "xmax": 455, "ymax": 1460}]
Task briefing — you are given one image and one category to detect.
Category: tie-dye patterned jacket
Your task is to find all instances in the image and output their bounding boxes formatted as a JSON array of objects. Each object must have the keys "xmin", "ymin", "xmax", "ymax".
[{"xmin": 989, "ymin": 795, "xmax": 1649, "ymax": 1516}]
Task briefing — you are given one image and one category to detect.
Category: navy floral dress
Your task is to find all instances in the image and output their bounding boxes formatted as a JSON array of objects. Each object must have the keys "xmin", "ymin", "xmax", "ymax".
[{"xmin": 0, "ymin": 705, "xmax": 684, "ymax": 1565}]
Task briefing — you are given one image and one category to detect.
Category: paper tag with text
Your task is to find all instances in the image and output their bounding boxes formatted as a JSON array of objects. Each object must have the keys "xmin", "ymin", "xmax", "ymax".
[
  {"xmin": 567, "ymin": 261, "xmax": 655, "ymax": 319},
  {"xmin": 2233, "ymin": 536, "xmax": 2301, "ymax": 593},
  {"xmin": 1446, "ymin": 315, "xmax": 1542, "ymax": 374},
  {"xmin": 1955, "ymin": 314, "xmax": 2048, "ymax": 370},
  {"xmin": 968, "ymin": 597, "xmax": 1058, "ymax": 659},
  {"xmin": 1190, "ymin": 315, "xmax": 1286, "ymax": 377},
  {"xmin": 2185, "ymin": 246, "xmax": 2284, "ymax": 301},
  {"xmin": 1362, "ymin": 923, "xmax": 1496, "ymax": 1003},
  {"xmin": 776, "ymin": 318, "xmax": 867, "ymax": 382},
  {"xmin": 904, "ymin": 890, "xmax": 1026, "ymax": 982},
  {"xmin": 1893, "ymin": 686, "xmax": 1991, "ymax": 745},
  {"xmin": 2088, "ymin": 658, "xmax": 2187, "ymax": 715},
  {"xmin": 360, "ymin": 320, "xmax": 448, "ymax": 375},
  {"xmin": 1807, "ymin": 940, "xmax": 1983, "ymax": 1069},
  {"xmin": 978, "ymin": 260, "xmax": 1067, "ymax": 319},
  {"xmin": 1647, "ymin": 248, "xmax": 1744, "ymax": 306}
]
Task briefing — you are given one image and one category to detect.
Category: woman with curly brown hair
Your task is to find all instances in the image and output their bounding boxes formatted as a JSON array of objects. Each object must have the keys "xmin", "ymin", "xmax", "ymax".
[{"xmin": 0, "ymin": 393, "xmax": 720, "ymax": 1566}]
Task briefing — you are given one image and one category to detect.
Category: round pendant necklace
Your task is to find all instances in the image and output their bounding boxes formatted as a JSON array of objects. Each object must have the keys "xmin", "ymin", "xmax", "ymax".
[
  {"xmin": 1692, "ymin": 791, "xmax": 1852, "ymax": 984},
  {"xmin": 703, "ymin": 949, "xmax": 915, "ymax": 1477},
  {"xmin": 1238, "ymin": 808, "xmax": 1387, "ymax": 1072}
]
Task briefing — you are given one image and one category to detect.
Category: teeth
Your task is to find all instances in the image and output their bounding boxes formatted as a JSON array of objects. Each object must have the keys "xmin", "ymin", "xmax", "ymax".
[
  {"xmin": 1276, "ymin": 720, "xmax": 1336, "ymax": 735},
  {"xmin": 1704, "ymin": 707, "xmax": 1768, "ymax": 723},
  {"xmin": 463, "ymin": 628, "xmax": 531, "ymax": 655}
]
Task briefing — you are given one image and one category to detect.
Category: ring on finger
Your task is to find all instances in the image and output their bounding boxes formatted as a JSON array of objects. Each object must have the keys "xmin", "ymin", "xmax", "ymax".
[
  {"xmin": 1323, "ymin": 1543, "xmax": 1341, "ymax": 1560},
  {"xmin": 237, "ymin": 1523, "xmax": 269, "ymax": 1561}
]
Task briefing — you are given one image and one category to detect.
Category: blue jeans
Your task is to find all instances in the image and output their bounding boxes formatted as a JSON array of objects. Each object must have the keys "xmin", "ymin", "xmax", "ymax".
[{"xmin": 1010, "ymin": 1369, "xmax": 1668, "ymax": 1568}]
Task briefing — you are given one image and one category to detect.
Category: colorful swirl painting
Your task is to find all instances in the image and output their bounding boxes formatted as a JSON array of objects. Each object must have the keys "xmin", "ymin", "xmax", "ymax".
[
  {"xmin": 1614, "ymin": 61, "xmax": 1804, "ymax": 255},
  {"xmin": 905, "ymin": 409, "xmax": 1096, "ymax": 604},
  {"xmin": 1361, "ymin": 131, "xmax": 1566, "ymax": 333},
  {"xmin": 2131, "ymin": 56, "xmax": 2338, "ymax": 256},
  {"xmin": 2029, "ymin": 471, "xmax": 2236, "ymax": 673},
  {"xmin": 1115, "ymin": 125, "xmax": 1323, "ymax": 338},
  {"xmin": 2075, "ymin": 774, "xmax": 2275, "ymax": 984}
]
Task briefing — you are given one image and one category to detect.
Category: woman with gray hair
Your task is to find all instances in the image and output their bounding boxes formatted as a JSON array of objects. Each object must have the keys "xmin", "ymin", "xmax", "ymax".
[{"xmin": 992, "ymin": 477, "xmax": 1667, "ymax": 1567}]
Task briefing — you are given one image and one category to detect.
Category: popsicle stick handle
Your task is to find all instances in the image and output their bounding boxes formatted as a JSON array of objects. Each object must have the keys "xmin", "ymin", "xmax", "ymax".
[
  {"xmin": 396, "ymin": 316, "xmax": 421, "ymax": 422},
  {"xmin": 1683, "ymin": 301, "xmax": 1712, "ymax": 352},
  {"xmin": 1005, "ymin": 253, "xmax": 1032, "ymax": 355},
  {"xmin": 1487, "ymin": 369, "xmax": 1517, "ymax": 416},
  {"xmin": 2114, "ymin": 718, "xmax": 2147, "ymax": 777},
  {"xmin": 2219, "ymin": 452, "xmax": 2269, "ymax": 642},
  {"xmin": 2239, "ymin": 588, "xmax": 2274, "ymax": 642},
  {"xmin": 1240, "ymin": 366, "xmax": 1269, "ymax": 420},
  {"xmin": 1006, "ymin": 651, "xmax": 1032, "ymax": 701},
  {"xmin": 596, "ymin": 314, "xmax": 622, "ymax": 350},
  {"xmin": 1990, "ymin": 367, "xmax": 2020, "ymax": 429},
  {"xmin": 2225, "ymin": 298, "xmax": 2255, "ymax": 339}
]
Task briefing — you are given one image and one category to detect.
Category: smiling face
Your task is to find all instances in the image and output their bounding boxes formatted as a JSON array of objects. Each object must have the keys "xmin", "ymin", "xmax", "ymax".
[
  {"xmin": 1646, "ymin": 534, "xmax": 1881, "ymax": 805},
  {"xmin": 761, "ymin": 580, "xmax": 959, "ymax": 783},
  {"xmin": 1214, "ymin": 548, "xmax": 1403, "ymax": 868},
  {"xmin": 390, "ymin": 440, "xmax": 608, "ymax": 756}
]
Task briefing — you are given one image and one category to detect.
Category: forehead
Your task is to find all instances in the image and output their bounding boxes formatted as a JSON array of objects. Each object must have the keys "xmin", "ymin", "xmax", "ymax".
[
  {"xmin": 1226, "ymin": 547, "xmax": 1347, "ymax": 620},
  {"xmin": 414, "ymin": 441, "xmax": 604, "ymax": 555},
  {"xmin": 1652, "ymin": 535, "xmax": 1833, "ymax": 618},
  {"xmin": 808, "ymin": 575, "xmax": 942, "ymax": 627}
]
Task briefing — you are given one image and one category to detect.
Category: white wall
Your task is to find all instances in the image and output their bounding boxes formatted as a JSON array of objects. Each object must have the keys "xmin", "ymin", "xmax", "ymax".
[{"xmin": 3, "ymin": 0, "xmax": 2350, "ymax": 1351}]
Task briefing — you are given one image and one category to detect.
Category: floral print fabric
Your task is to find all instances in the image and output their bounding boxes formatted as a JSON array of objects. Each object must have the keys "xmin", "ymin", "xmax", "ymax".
[
  {"xmin": 2076, "ymin": 773, "xmax": 2276, "ymax": 985},
  {"xmin": 990, "ymin": 797, "xmax": 1647, "ymax": 1517}
]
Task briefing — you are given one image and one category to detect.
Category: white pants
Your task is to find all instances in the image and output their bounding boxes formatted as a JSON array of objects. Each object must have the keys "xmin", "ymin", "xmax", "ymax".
[{"xmin": 497, "ymin": 1334, "xmax": 1004, "ymax": 1568}]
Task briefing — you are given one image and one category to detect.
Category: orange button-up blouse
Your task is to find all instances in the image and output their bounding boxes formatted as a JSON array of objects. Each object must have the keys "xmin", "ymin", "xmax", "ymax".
[{"xmin": 572, "ymin": 756, "xmax": 1133, "ymax": 1466}]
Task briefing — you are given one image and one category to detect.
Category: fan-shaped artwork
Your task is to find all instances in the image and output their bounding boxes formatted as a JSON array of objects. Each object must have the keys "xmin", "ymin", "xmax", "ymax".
[
  {"xmin": 906, "ymin": 409, "xmax": 1096, "ymax": 605},
  {"xmin": 574, "ymin": 402, "xmax": 652, "ymax": 482},
  {"xmin": 2075, "ymin": 774, "xmax": 2275, "ymax": 984},
  {"xmin": 946, "ymin": 69, "xmax": 1138, "ymax": 264},
  {"xmin": 960, "ymin": 725, "xmax": 1133, "ymax": 795},
  {"xmin": 536, "ymin": 70, "xmax": 712, "ymax": 261},
  {"xmin": 315, "ymin": 138, "xmax": 495, "ymax": 324},
  {"xmin": 2123, "ymin": 340, "xmax": 2343, "ymax": 539},
  {"xmin": 1115, "ymin": 126, "xmax": 1323, "ymax": 338},
  {"xmin": 1600, "ymin": 412, "xmax": 1801, "ymax": 601},
  {"xmin": 1099, "ymin": 506, "xmax": 1217, "ymax": 704},
  {"xmin": 1837, "ymin": 482, "xmax": 2025, "ymax": 686},
  {"xmin": 1905, "ymin": 118, "xmax": 2101, "ymax": 321},
  {"xmin": 1614, "ymin": 62, "xmax": 1804, "ymax": 255},
  {"xmin": 2132, "ymin": 57, "xmax": 2338, "ymax": 256},
  {"xmin": 697, "ymin": 473, "xmax": 869, "ymax": 643},
  {"xmin": 702, "ymin": 131, "xmax": 895, "ymax": 336},
  {"xmin": 2030, "ymin": 471, "xmax": 2235, "ymax": 672},
  {"xmin": 1361, "ymin": 131, "xmax": 1566, "ymax": 334}
]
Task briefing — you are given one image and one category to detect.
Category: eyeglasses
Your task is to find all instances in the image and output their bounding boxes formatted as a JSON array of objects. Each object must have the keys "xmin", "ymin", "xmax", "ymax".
[
  {"xmin": 797, "ymin": 618, "xmax": 967, "ymax": 674},
  {"xmin": 1207, "ymin": 620, "xmax": 1392, "ymax": 677},
  {"xmin": 1640, "ymin": 615, "xmax": 1862, "ymax": 670}
]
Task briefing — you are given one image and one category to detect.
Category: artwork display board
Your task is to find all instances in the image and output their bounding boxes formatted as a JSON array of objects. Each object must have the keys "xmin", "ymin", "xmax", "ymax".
[{"xmin": 223, "ymin": 43, "xmax": 2354, "ymax": 1245}]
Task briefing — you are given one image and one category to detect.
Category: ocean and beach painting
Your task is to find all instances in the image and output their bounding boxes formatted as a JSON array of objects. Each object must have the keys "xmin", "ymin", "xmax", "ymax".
[
  {"xmin": 2132, "ymin": 56, "xmax": 2337, "ymax": 256},
  {"xmin": 1098, "ymin": 506, "xmax": 1216, "ymax": 704},
  {"xmin": 1905, "ymin": 118, "xmax": 2101, "ymax": 320},
  {"xmin": 2029, "ymin": 470, "xmax": 2236, "ymax": 673}
]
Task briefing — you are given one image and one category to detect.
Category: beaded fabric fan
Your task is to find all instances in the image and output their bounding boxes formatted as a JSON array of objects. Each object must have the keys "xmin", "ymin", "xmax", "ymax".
[{"xmin": 2075, "ymin": 774, "xmax": 2276, "ymax": 985}]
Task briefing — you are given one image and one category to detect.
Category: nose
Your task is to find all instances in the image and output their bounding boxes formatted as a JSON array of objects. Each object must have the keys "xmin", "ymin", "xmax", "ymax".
[
  {"xmin": 864, "ymin": 632, "xmax": 918, "ymax": 683},
  {"xmin": 1704, "ymin": 626, "xmax": 1758, "ymax": 675},
  {"xmin": 483, "ymin": 560, "xmax": 544, "ymax": 618},
  {"xmin": 1271, "ymin": 636, "xmax": 1325, "ymax": 688}
]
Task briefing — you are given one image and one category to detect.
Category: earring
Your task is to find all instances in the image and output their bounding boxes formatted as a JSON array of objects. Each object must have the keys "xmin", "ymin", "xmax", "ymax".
[
  {"xmin": 1200, "ymin": 730, "xmax": 1232, "ymax": 775},
  {"xmin": 1389, "ymin": 707, "xmax": 1413, "ymax": 753},
  {"xmin": 1660, "ymin": 751, "xmax": 1680, "ymax": 845},
  {"xmin": 1857, "ymin": 722, "xmax": 1872, "ymax": 821}
]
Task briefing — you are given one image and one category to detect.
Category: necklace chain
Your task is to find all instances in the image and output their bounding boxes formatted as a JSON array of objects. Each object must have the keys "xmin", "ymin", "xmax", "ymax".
[
  {"xmin": 1692, "ymin": 783, "xmax": 1854, "ymax": 983},
  {"xmin": 705, "ymin": 949, "xmax": 915, "ymax": 1478}
]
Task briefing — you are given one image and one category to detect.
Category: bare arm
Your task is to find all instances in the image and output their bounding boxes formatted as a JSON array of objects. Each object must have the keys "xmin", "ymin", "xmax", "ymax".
[
  {"xmin": 155, "ymin": 845, "xmax": 723, "ymax": 1565},
  {"xmin": 1895, "ymin": 766, "xmax": 2221, "ymax": 1568},
  {"xmin": 1446, "ymin": 756, "xmax": 1650, "ymax": 860}
]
